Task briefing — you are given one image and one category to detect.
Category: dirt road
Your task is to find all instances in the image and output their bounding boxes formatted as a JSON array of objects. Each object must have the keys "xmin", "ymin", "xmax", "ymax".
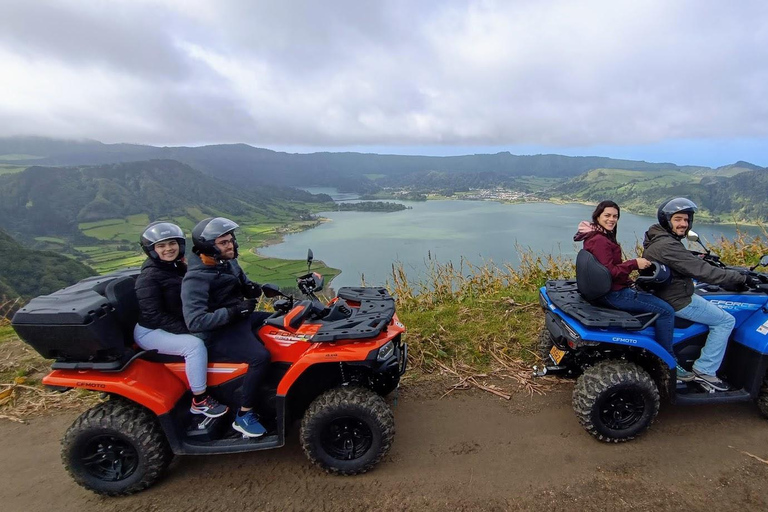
[{"xmin": 2, "ymin": 384, "xmax": 768, "ymax": 512}]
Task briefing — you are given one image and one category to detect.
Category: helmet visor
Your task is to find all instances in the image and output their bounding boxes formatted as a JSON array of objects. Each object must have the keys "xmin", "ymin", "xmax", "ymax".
[
  {"xmin": 199, "ymin": 217, "xmax": 239, "ymax": 241},
  {"xmin": 142, "ymin": 222, "xmax": 185, "ymax": 245}
]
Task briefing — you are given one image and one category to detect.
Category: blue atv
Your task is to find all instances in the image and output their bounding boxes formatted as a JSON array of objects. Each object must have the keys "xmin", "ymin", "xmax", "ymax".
[{"xmin": 534, "ymin": 231, "xmax": 768, "ymax": 443}]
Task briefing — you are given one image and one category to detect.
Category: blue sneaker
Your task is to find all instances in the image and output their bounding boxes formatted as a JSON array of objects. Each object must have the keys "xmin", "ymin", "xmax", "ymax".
[
  {"xmin": 675, "ymin": 365, "xmax": 695, "ymax": 382},
  {"xmin": 232, "ymin": 410, "xmax": 267, "ymax": 438}
]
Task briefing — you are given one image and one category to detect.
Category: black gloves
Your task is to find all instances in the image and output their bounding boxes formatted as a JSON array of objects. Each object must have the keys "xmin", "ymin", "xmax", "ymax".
[
  {"xmin": 228, "ymin": 299, "xmax": 257, "ymax": 320},
  {"xmin": 243, "ymin": 282, "xmax": 262, "ymax": 299},
  {"xmin": 745, "ymin": 275, "xmax": 762, "ymax": 288}
]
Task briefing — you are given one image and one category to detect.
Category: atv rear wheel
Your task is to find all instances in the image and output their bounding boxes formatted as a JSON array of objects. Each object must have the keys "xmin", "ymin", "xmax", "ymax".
[
  {"xmin": 757, "ymin": 372, "xmax": 768, "ymax": 418},
  {"xmin": 573, "ymin": 360, "xmax": 660, "ymax": 443},
  {"xmin": 62, "ymin": 399, "xmax": 172, "ymax": 496},
  {"xmin": 538, "ymin": 328, "xmax": 555, "ymax": 361},
  {"xmin": 300, "ymin": 386, "xmax": 394, "ymax": 475}
]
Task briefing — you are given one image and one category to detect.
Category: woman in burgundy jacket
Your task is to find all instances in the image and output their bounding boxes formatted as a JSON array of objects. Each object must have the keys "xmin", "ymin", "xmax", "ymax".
[{"xmin": 574, "ymin": 201, "xmax": 686, "ymax": 376}]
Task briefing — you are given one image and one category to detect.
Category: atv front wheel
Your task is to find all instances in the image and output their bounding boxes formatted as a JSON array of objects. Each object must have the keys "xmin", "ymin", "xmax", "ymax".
[
  {"xmin": 62, "ymin": 399, "xmax": 172, "ymax": 496},
  {"xmin": 300, "ymin": 386, "xmax": 394, "ymax": 475},
  {"xmin": 573, "ymin": 360, "xmax": 660, "ymax": 443}
]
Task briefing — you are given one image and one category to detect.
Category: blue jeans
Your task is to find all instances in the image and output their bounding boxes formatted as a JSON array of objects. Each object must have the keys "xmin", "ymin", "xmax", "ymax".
[
  {"xmin": 602, "ymin": 287, "xmax": 676, "ymax": 357},
  {"xmin": 675, "ymin": 294, "xmax": 735, "ymax": 375},
  {"xmin": 134, "ymin": 324, "xmax": 208, "ymax": 394}
]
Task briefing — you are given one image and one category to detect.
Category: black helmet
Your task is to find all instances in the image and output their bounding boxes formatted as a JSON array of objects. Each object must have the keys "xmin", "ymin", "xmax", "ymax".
[
  {"xmin": 140, "ymin": 221, "xmax": 186, "ymax": 261},
  {"xmin": 657, "ymin": 198, "xmax": 698, "ymax": 235},
  {"xmin": 636, "ymin": 261, "xmax": 672, "ymax": 285},
  {"xmin": 191, "ymin": 217, "xmax": 239, "ymax": 257}
]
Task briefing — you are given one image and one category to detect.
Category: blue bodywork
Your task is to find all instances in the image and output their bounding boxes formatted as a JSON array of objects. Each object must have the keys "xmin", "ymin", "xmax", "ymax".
[{"xmin": 540, "ymin": 286, "xmax": 768, "ymax": 369}]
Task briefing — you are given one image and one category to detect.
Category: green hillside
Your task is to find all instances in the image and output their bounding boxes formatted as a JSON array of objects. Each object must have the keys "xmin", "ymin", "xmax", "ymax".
[
  {"xmin": 0, "ymin": 159, "xmax": 339, "ymax": 285},
  {"xmin": 0, "ymin": 228, "xmax": 95, "ymax": 299},
  {"xmin": 0, "ymin": 159, "xmax": 330, "ymax": 238},
  {"xmin": 550, "ymin": 168, "xmax": 768, "ymax": 223}
]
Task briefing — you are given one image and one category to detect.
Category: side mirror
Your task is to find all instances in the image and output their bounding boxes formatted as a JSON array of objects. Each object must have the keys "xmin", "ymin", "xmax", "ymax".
[
  {"xmin": 307, "ymin": 249, "xmax": 313, "ymax": 264},
  {"xmin": 261, "ymin": 284, "xmax": 283, "ymax": 299},
  {"xmin": 751, "ymin": 254, "xmax": 768, "ymax": 271},
  {"xmin": 686, "ymin": 230, "xmax": 699, "ymax": 243}
]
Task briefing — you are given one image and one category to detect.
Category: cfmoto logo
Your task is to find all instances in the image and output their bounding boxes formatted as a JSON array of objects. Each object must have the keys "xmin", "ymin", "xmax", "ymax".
[{"xmin": 611, "ymin": 337, "xmax": 638, "ymax": 344}]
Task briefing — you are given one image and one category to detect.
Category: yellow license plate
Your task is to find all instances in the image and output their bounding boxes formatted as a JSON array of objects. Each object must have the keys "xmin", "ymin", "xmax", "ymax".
[{"xmin": 549, "ymin": 345, "xmax": 566, "ymax": 364}]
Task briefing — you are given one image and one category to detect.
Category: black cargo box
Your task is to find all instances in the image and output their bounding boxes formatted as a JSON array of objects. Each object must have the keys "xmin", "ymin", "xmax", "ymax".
[{"xmin": 12, "ymin": 268, "xmax": 140, "ymax": 362}]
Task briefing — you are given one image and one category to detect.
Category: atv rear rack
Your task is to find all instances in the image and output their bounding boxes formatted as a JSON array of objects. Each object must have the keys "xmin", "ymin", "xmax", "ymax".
[
  {"xmin": 311, "ymin": 287, "xmax": 396, "ymax": 342},
  {"xmin": 545, "ymin": 280, "xmax": 658, "ymax": 331}
]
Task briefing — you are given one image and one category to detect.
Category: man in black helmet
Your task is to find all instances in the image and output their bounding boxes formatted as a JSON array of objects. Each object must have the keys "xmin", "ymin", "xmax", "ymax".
[
  {"xmin": 181, "ymin": 217, "xmax": 270, "ymax": 437},
  {"xmin": 643, "ymin": 198, "xmax": 747, "ymax": 391}
]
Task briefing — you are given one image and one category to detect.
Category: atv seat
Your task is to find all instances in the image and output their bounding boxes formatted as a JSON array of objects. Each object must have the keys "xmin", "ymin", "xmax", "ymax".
[
  {"xmin": 546, "ymin": 280, "xmax": 657, "ymax": 330},
  {"xmin": 104, "ymin": 276, "xmax": 140, "ymax": 343}
]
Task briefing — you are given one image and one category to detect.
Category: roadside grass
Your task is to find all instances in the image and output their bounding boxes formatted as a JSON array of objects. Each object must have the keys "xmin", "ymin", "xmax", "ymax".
[{"xmin": 392, "ymin": 232, "xmax": 768, "ymax": 374}]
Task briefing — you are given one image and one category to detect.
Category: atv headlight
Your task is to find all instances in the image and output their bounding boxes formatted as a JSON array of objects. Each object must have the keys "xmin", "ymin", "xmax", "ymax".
[{"xmin": 377, "ymin": 341, "xmax": 395, "ymax": 362}]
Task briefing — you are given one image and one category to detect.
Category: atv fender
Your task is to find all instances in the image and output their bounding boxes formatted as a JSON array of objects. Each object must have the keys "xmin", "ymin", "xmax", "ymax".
[
  {"xmin": 276, "ymin": 339, "xmax": 386, "ymax": 396},
  {"xmin": 42, "ymin": 359, "xmax": 187, "ymax": 415}
]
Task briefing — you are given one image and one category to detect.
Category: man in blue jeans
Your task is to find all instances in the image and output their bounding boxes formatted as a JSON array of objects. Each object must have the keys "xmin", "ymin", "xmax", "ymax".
[
  {"xmin": 643, "ymin": 198, "xmax": 749, "ymax": 391},
  {"xmin": 182, "ymin": 217, "xmax": 271, "ymax": 437}
]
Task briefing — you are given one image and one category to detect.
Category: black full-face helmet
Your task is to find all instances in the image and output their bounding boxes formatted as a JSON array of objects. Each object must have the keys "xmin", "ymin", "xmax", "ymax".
[
  {"xmin": 191, "ymin": 217, "xmax": 239, "ymax": 258},
  {"xmin": 657, "ymin": 198, "xmax": 698, "ymax": 236},
  {"xmin": 140, "ymin": 221, "xmax": 186, "ymax": 261}
]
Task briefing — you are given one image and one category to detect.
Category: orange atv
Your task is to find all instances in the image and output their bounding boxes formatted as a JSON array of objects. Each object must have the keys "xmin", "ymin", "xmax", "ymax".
[{"xmin": 11, "ymin": 250, "xmax": 407, "ymax": 496}]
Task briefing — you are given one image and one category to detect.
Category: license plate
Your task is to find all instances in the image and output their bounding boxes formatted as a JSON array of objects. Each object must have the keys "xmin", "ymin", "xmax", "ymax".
[{"xmin": 549, "ymin": 345, "xmax": 566, "ymax": 364}]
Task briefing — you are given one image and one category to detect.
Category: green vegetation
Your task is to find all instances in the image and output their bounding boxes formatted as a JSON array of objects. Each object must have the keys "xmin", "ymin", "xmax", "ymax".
[
  {"xmin": 0, "ymin": 164, "xmax": 27, "ymax": 175},
  {"xmin": 239, "ymin": 250, "xmax": 341, "ymax": 289},
  {"xmin": 392, "ymin": 232, "xmax": 768, "ymax": 372},
  {"xmin": 549, "ymin": 168, "xmax": 768, "ymax": 223},
  {"xmin": 0, "ymin": 228, "xmax": 94, "ymax": 299},
  {"xmin": 334, "ymin": 201, "xmax": 408, "ymax": 212}
]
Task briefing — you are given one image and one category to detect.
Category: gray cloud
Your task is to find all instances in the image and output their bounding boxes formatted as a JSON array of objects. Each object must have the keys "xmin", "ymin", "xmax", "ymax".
[{"xmin": 1, "ymin": 0, "xmax": 767, "ymax": 149}]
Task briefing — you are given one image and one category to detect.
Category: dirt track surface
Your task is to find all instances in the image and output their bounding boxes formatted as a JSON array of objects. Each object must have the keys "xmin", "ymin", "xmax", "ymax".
[{"xmin": 3, "ymin": 383, "xmax": 768, "ymax": 512}]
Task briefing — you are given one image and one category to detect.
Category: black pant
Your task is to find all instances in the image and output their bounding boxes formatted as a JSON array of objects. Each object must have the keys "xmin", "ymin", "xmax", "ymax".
[{"xmin": 206, "ymin": 312, "xmax": 271, "ymax": 409}]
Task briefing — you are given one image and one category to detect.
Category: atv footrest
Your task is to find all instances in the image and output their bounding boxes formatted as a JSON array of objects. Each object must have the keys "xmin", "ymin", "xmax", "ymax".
[
  {"xmin": 674, "ymin": 386, "xmax": 751, "ymax": 405},
  {"xmin": 545, "ymin": 280, "xmax": 650, "ymax": 330}
]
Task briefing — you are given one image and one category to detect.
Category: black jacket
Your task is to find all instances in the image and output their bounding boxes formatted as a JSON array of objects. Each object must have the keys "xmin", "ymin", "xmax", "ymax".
[
  {"xmin": 642, "ymin": 224, "xmax": 746, "ymax": 311},
  {"xmin": 181, "ymin": 253, "xmax": 257, "ymax": 336},
  {"xmin": 134, "ymin": 258, "xmax": 189, "ymax": 334}
]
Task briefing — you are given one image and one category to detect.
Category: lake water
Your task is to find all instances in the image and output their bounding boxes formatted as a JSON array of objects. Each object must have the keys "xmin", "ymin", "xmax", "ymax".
[{"xmin": 260, "ymin": 189, "xmax": 763, "ymax": 289}]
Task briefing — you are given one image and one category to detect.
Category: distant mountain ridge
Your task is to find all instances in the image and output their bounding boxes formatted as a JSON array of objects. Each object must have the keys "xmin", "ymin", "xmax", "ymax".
[{"xmin": 0, "ymin": 136, "xmax": 732, "ymax": 193}]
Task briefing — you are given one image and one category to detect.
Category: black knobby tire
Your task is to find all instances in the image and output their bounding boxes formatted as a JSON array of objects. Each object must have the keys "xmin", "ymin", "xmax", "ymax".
[
  {"xmin": 300, "ymin": 386, "xmax": 395, "ymax": 475},
  {"xmin": 538, "ymin": 329, "xmax": 555, "ymax": 362},
  {"xmin": 62, "ymin": 399, "xmax": 172, "ymax": 496},
  {"xmin": 757, "ymin": 372, "xmax": 768, "ymax": 418},
  {"xmin": 573, "ymin": 360, "xmax": 660, "ymax": 443}
]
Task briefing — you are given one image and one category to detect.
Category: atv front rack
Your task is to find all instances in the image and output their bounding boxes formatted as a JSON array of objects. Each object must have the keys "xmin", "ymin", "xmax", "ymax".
[
  {"xmin": 545, "ymin": 280, "xmax": 657, "ymax": 330},
  {"xmin": 311, "ymin": 287, "xmax": 396, "ymax": 342}
]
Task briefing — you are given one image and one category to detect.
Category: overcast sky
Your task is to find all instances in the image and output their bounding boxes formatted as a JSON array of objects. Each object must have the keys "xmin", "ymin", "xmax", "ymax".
[{"xmin": 1, "ymin": 0, "xmax": 767, "ymax": 166}]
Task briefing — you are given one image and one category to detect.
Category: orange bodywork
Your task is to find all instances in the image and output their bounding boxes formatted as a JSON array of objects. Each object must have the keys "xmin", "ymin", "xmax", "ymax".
[
  {"xmin": 43, "ymin": 312, "xmax": 405, "ymax": 414},
  {"xmin": 43, "ymin": 360, "xmax": 186, "ymax": 415}
]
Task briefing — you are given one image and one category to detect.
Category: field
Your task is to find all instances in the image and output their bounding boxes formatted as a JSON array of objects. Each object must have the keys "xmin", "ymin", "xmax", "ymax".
[{"xmin": 0, "ymin": 164, "xmax": 27, "ymax": 175}]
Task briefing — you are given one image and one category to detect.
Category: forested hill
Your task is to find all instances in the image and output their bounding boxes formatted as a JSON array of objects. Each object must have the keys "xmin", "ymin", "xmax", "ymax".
[
  {"xmin": 1, "ymin": 136, "xmax": 685, "ymax": 193},
  {"xmin": 0, "ymin": 159, "xmax": 330, "ymax": 238},
  {"xmin": 552, "ymin": 167, "xmax": 768, "ymax": 223},
  {"xmin": 0, "ymin": 228, "xmax": 94, "ymax": 298}
]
